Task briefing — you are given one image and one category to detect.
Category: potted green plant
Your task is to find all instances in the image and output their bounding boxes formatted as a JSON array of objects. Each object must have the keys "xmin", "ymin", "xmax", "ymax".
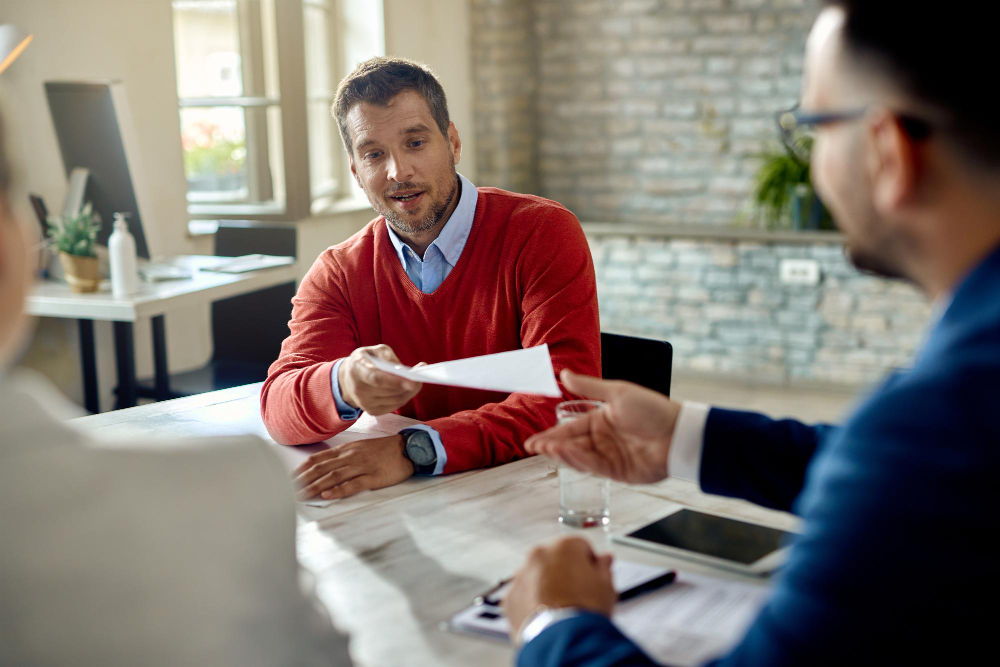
[
  {"xmin": 750, "ymin": 137, "xmax": 834, "ymax": 231},
  {"xmin": 47, "ymin": 202, "xmax": 102, "ymax": 292}
]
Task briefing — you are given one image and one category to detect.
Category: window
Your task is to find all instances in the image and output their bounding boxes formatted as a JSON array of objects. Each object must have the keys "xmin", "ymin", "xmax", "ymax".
[{"xmin": 172, "ymin": 0, "xmax": 383, "ymax": 220}]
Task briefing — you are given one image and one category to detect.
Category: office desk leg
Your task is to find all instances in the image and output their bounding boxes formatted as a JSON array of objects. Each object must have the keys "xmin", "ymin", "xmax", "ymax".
[
  {"xmin": 113, "ymin": 321, "xmax": 138, "ymax": 409},
  {"xmin": 77, "ymin": 319, "xmax": 100, "ymax": 414},
  {"xmin": 151, "ymin": 315, "xmax": 171, "ymax": 401}
]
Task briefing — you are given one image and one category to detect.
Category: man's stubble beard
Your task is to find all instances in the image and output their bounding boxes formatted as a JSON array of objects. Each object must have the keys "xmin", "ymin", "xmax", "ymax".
[{"xmin": 377, "ymin": 158, "xmax": 459, "ymax": 236}]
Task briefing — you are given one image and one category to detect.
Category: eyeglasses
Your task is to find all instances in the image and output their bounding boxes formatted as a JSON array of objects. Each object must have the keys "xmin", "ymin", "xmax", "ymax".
[
  {"xmin": 776, "ymin": 105, "xmax": 867, "ymax": 163},
  {"xmin": 776, "ymin": 104, "xmax": 933, "ymax": 164}
]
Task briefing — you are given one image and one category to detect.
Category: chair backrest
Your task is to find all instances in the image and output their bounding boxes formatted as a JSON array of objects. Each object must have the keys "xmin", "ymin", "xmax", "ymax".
[
  {"xmin": 600, "ymin": 332, "xmax": 672, "ymax": 396},
  {"xmin": 212, "ymin": 222, "xmax": 297, "ymax": 364}
]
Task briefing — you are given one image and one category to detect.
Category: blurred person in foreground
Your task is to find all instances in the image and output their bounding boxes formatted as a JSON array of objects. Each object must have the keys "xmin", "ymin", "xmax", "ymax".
[
  {"xmin": 504, "ymin": 2, "xmax": 1000, "ymax": 664},
  {"xmin": 0, "ymin": 112, "xmax": 350, "ymax": 664},
  {"xmin": 261, "ymin": 57, "xmax": 599, "ymax": 501}
]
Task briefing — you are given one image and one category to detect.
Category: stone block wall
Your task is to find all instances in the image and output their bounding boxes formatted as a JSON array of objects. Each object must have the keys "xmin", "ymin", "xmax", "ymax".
[
  {"xmin": 469, "ymin": 0, "xmax": 932, "ymax": 386},
  {"xmin": 471, "ymin": 0, "xmax": 815, "ymax": 224},
  {"xmin": 589, "ymin": 232, "xmax": 933, "ymax": 387},
  {"xmin": 470, "ymin": 0, "xmax": 538, "ymax": 194}
]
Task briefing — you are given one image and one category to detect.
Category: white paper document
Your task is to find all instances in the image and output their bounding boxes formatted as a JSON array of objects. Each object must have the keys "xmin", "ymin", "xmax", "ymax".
[
  {"xmin": 450, "ymin": 564, "xmax": 768, "ymax": 667},
  {"xmin": 614, "ymin": 571, "xmax": 768, "ymax": 666},
  {"xmin": 365, "ymin": 344, "xmax": 562, "ymax": 398},
  {"xmin": 270, "ymin": 412, "xmax": 422, "ymax": 508}
]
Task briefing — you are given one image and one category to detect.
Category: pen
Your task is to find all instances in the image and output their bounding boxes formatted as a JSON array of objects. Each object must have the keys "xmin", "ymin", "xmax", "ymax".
[
  {"xmin": 616, "ymin": 570, "xmax": 676, "ymax": 602},
  {"xmin": 474, "ymin": 570, "xmax": 677, "ymax": 607}
]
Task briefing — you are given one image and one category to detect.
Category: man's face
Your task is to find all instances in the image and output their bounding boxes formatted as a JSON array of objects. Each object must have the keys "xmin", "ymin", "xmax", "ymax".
[
  {"xmin": 803, "ymin": 9, "xmax": 909, "ymax": 280},
  {"xmin": 346, "ymin": 90, "xmax": 461, "ymax": 236}
]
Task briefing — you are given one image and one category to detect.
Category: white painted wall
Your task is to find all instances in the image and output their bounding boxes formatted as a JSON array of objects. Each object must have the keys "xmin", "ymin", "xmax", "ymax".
[
  {"xmin": 2, "ymin": 0, "xmax": 478, "ymax": 412},
  {"xmin": 2, "ymin": 0, "xmax": 213, "ymax": 412}
]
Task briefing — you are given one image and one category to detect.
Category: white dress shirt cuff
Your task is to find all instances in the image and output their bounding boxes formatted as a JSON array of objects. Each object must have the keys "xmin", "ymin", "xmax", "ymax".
[{"xmin": 668, "ymin": 401, "xmax": 710, "ymax": 483}]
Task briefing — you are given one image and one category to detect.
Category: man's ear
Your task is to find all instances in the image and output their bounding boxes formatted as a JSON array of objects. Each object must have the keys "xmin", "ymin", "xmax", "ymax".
[
  {"xmin": 447, "ymin": 122, "xmax": 462, "ymax": 166},
  {"xmin": 866, "ymin": 110, "xmax": 921, "ymax": 217}
]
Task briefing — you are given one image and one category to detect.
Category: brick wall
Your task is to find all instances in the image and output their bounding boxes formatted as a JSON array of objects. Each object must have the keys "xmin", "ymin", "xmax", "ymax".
[
  {"xmin": 472, "ymin": 0, "xmax": 814, "ymax": 223},
  {"xmin": 469, "ymin": 0, "xmax": 933, "ymax": 387},
  {"xmin": 590, "ymin": 233, "xmax": 932, "ymax": 386},
  {"xmin": 470, "ymin": 0, "xmax": 538, "ymax": 194}
]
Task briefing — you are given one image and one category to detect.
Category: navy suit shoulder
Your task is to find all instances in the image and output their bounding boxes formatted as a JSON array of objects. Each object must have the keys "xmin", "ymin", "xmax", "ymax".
[
  {"xmin": 527, "ymin": 246, "xmax": 1000, "ymax": 666},
  {"xmin": 701, "ymin": 408, "xmax": 837, "ymax": 512},
  {"xmin": 709, "ymin": 246, "xmax": 1000, "ymax": 665}
]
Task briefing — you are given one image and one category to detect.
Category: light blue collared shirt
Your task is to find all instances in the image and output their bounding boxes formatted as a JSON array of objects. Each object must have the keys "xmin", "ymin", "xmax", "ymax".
[{"xmin": 330, "ymin": 174, "xmax": 479, "ymax": 476}]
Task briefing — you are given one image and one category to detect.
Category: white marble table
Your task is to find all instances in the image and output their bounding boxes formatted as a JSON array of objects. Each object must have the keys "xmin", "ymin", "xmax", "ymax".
[
  {"xmin": 74, "ymin": 384, "xmax": 798, "ymax": 667},
  {"xmin": 27, "ymin": 255, "xmax": 297, "ymax": 411}
]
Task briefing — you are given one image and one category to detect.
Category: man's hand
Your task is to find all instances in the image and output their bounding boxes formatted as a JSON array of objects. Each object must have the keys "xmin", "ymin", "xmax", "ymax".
[
  {"xmin": 292, "ymin": 434, "xmax": 415, "ymax": 501},
  {"xmin": 525, "ymin": 369, "xmax": 681, "ymax": 484},
  {"xmin": 339, "ymin": 344, "xmax": 423, "ymax": 416},
  {"xmin": 503, "ymin": 537, "xmax": 616, "ymax": 635}
]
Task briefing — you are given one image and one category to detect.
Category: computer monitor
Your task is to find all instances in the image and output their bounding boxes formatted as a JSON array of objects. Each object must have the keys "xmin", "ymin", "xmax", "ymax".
[{"xmin": 44, "ymin": 81, "xmax": 152, "ymax": 258}]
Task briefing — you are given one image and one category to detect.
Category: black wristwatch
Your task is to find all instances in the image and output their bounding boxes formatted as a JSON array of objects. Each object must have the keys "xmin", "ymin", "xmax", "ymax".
[{"xmin": 402, "ymin": 430, "xmax": 438, "ymax": 476}]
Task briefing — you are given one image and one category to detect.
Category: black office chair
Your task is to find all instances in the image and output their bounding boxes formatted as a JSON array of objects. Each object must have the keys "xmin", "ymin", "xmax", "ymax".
[
  {"xmin": 600, "ymin": 332, "xmax": 672, "ymax": 396},
  {"xmin": 136, "ymin": 221, "xmax": 297, "ymax": 399}
]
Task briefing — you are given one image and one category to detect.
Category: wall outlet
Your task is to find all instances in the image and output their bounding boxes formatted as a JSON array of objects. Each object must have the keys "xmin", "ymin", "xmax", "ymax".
[{"xmin": 779, "ymin": 259, "xmax": 821, "ymax": 286}]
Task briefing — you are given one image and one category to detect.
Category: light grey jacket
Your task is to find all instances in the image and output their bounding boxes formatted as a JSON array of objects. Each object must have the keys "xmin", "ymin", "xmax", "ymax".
[{"xmin": 0, "ymin": 371, "xmax": 351, "ymax": 666}]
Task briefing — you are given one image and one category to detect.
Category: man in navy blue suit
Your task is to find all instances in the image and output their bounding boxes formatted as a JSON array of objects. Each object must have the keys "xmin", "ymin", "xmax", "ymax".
[{"xmin": 504, "ymin": 2, "xmax": 1000, "ymax": 664}]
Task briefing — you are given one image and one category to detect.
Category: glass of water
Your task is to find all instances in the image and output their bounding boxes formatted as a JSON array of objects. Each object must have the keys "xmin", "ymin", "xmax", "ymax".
[{"xmin": 555, "ymin": 400, "xmax": 610, "ymax": 528}]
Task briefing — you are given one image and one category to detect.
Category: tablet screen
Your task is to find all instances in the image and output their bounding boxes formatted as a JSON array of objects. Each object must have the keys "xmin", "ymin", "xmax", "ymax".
[{"xmin": 626, "ymin": 509, "xmax": 790, "ymax": 565}]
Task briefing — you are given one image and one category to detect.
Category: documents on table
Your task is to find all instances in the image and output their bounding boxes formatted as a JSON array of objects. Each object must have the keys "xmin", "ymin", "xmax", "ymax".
[
  {"xmin": 450, "ymin": 563, "xmax": 768, "ymax": 667},
  {"xmin": 199, "ymin": 254, "xmax": 295, "ymax": 274},
  {"xmin": 365, "ymin": 344, "xmax": 562, "ymax": 398},
  {"xmin": 270, "ymin": 412, "xmax": 422, "ymax": 508}
]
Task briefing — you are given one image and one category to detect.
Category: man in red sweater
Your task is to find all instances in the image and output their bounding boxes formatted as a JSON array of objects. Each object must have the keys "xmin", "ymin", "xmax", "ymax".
[{"xmin": 261, "ymin": 57, "xmax": 600, "ymax": 500}]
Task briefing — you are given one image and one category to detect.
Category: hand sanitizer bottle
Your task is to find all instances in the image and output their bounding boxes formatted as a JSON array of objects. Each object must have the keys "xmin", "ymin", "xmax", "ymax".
[{"xmin": 109, "ymin": 212, "xmax": 139, "ymax": 298}]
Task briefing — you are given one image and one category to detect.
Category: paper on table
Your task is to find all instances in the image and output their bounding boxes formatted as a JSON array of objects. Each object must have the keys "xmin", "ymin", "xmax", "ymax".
[
  {"xmin": 365, "ymin": 344, "xmax": 562, "ymax": 398},
  {"xmin": 449, "ymin": 566, "xmax": 768, "ymax": 667},
  {"xmin": 270, "ymin": 412, "xmax": 422, "ymax": 508},
  {"xmin": 613, "ymin": 571, "xmax": 768, "ymax": 666}
]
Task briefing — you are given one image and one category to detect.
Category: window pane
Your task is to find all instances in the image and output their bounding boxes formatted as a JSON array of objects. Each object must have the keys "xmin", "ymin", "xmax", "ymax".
[
  {"xmin": 308, "ymin": 100, "xmax": 337, "ymax": 197},
  {"xmin": 173, "ymin": 0, "xmax": 243, "ymax": 98},
  {"xmin": 180, "ymin": 106, "xmax": 249, "ymax": 202},
  {"xmin": 304, "ymin": 5, "xmax": 333, "ymax": 96}
]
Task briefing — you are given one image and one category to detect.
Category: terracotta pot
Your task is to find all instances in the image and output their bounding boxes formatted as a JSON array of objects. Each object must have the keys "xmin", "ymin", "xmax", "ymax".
[{"xmin": 59, "ymin": 251, "xmax": 101, "ymax": 293}]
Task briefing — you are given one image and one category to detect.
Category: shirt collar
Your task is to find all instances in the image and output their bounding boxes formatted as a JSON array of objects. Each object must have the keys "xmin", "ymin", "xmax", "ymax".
[{"xmin": 385, "ymin": 173, "xmax": 478, "ymax": 267}]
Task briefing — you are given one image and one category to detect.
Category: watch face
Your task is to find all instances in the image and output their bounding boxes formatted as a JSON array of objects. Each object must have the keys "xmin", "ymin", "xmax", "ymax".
[{"xmin": 405, "ymin": 432, "xmax": 437, "ymax": 467}]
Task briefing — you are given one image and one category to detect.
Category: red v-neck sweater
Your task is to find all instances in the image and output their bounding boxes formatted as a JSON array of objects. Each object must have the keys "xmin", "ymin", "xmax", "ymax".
[{"xmin": 260, "ymin": 187, "xmax": 601, "ymax": 473}]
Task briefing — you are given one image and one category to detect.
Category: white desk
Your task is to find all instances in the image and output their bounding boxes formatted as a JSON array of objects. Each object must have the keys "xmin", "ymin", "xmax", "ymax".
[
  {"xmin": 26, "ymin": 255, "xmax": 297, "ymax": 412},
  {"xmin": 74, "ymin": 384, "xmax": 798, "ymax": 667}
]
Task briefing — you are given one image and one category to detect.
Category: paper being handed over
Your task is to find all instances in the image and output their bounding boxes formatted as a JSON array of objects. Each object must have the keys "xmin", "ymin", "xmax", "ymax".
[{"xmin": 364, "ymin": 344, "xmax": 562, "ymax": 398}]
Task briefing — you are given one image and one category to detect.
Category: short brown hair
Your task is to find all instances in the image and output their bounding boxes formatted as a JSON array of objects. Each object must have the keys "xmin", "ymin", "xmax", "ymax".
[{"xmin": 332, "ymin": 57, "xmax": 450, "ymax": 157}]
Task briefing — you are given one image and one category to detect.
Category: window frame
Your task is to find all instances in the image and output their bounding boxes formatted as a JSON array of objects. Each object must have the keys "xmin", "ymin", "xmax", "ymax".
[{"xmin": 175, "ymin": 0, "xmax": 382, "ymax": 221}]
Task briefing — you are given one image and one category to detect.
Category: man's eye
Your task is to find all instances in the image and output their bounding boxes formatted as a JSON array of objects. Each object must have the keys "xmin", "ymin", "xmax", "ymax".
[
  {"xmin": 366, "ymin": 151, "xmax": 382, "ymax": 160},
  {"xmin": 410, "ymin": 140, "xmax": 424, "ymax": 148}
]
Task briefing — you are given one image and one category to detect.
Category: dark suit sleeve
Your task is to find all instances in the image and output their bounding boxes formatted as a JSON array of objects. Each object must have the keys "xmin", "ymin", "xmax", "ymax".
[
  {"xmin": 699, "ymin": 408, "xmax": 837, "ymax": 513},
  {"xmin": 517, "ymin": 613, "xmax": 658, "ymax": 667}
]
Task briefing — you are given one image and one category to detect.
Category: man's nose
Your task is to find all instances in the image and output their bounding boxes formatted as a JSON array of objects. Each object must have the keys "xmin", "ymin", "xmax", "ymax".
[{"xmin": 385, "ymin": 152, "xmax": 416, "ymax": 183}]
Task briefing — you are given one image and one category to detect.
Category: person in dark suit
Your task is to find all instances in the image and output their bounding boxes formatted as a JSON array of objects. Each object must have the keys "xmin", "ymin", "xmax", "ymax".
[{"xmin": 503, "ymin": 2, "xmax": 1000, "ymax": 664}]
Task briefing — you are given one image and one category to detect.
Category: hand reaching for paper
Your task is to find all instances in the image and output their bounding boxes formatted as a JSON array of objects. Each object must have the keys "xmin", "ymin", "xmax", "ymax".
[
  {"xmin": 524, "ymin": 369, "xmax": 682, "ymax": 484},
  {"xmin": 338, "ymin": 344, "xmax": 425, "ymax": 416}
]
